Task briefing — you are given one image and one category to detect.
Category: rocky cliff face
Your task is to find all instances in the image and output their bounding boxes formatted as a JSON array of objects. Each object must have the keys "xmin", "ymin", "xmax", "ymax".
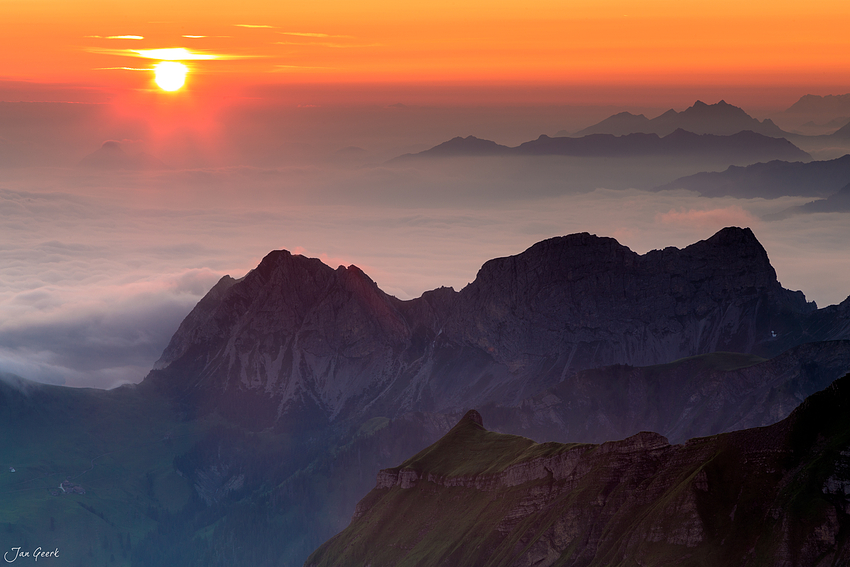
[
  {"xmin": 144, "ymin": 227, "xmax": 850, "ymax": 429},
  {"xmin": 307, "ymin": 380, "xmax": 850, "ymax": 567}
]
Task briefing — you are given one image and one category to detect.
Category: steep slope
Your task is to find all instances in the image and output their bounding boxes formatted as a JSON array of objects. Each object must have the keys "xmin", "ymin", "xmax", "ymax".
[
  {"xmin": 307, "ymin": 377, "xmax": 850, "ymax": 567},
  {"xmin": 575, "ymin": 100, "xmax": 789, "ymax": 137},
  {"xmin": 144, "ymin": 227, "xmax": 850, "ymax": 430}
]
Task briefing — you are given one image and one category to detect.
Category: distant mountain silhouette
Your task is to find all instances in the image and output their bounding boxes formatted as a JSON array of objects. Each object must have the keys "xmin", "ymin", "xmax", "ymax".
[
  {"xmin": 832, "ymin": 120, "xmax": 850, "ymax": 139},
  {"xmin": 78, "ymin": 140, "xmax": 166, "ymax": 170},
  {"xmin": 395, "ymin": 129, "xmax": 809, "ymax": 164},
  {"xmin": 408, "ymin": 135, "xmax": 512, "ymax": 157},
  {"xmin": 574, "ymin": 100, "xmax": 788, "ymax": 137},
  {"xmin": 784, "ymin": 93, "xmax": 850, "ymax": 117},
  {"xmin": 513, "ymin": 129, "xmax": 806, "ymax": 162},
  {"xmin": 765, "ymin": 181, "xmax": 850, "ymax": 219},
  {"xmin": 657, "ymin": 154, "xmax": 850, "ymax": 198},
  {"xmin": 801, "ymin": 117, "xmax": 850, "ymax": 130}
]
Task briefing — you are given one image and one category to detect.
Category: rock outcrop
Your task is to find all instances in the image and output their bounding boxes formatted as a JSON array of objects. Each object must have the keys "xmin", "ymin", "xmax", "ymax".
[
  {"xmin": 306, "ymin": 376, "xmax": 850, "ymax": 567},
  {"xmin": 144, "ymin": 227, "xmax": 850, "ymax": 429}
]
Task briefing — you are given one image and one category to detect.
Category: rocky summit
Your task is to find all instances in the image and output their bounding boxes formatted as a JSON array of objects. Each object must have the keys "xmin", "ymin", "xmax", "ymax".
[
  {"xmin": 144, "ymin": 227, "xmax": 850, "ymax": 430},
  {"xmin": 306, "ymin": 375, "xmax": 850, "ymax": 567}
]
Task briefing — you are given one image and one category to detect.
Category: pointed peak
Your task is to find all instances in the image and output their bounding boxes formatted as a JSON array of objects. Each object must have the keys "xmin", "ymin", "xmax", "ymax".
[{"xmin": 460, "ymin": 409, "xmax": 484, "ymax": 428}]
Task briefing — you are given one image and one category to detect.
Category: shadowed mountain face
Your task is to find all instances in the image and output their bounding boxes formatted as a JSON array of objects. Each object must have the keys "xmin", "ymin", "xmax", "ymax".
[
  {"xmin": 657, "ymin": 154, "xmax": 850, "ymax": 198},
  {"xmin": 485, "ymin": 341, "xmax": 850, "ymax": 444},
  {"xmin": 574, "ymin": 100, "xmax": 788, "ymax": 138},
  {"xmin": 397, "ymin": 129, "xmax": 808, "ymax": 164},
  {"xmin": 144, "ymin": 227, "xmax": 850, "ymax": 431},
  {"xmin": 307, "ymin": 375, "xmax": 850, "ymax": 567}
]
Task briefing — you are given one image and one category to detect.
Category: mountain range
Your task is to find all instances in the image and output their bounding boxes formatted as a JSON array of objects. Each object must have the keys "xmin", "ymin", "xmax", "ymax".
[
  {"xmin": 657, "ymin": 154, "xmax": 850, "ymax": 199},
  {"xmin": 144, "ymin": 227, "xmax": 850, "ymax": 433},
  {"xmin": 5, "ymin": 227, "xmax": 850, "ymax": 567},
  {"xmin": 572, "ymin": 100, "xmax": 788, "ymax": 138},
  {"xmin": 395, "ymin": 130, "xmax": 809, "ymax": 164}
]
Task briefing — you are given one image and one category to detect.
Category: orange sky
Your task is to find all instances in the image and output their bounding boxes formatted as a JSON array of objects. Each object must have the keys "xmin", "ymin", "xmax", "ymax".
[{"xmin": 2, "ymin": 0, "xmax": 849, "ymax": 103}]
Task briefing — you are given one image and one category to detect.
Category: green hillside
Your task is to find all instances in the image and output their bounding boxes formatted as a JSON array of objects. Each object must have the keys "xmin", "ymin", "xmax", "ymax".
[{"xmin": 307, "ymin": 376, "xmax": 850, "ymax": 567}]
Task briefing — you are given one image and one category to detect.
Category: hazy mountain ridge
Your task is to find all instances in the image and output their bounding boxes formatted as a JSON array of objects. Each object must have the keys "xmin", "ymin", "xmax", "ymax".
[
  {"xmin": 396, "ymin": 129, "xmax": 809, "ymax": 163},
  {"xmin": 145, "ymin": 227, "xmax": 850, "ymax": 432},
  {"xmin": 657, "ymin": 154, "xmax": 850, "ymax": 198},
  {"xmin": 785, "ymin": 93, "xmax": 850, "ymax": 116},
  {"xmin": 574, "ymin": 99, "xmax": 788, "ymax": 138},
  {"xmin": 307, "ymin": 375, "xmax": 850, "ymax": 567}
]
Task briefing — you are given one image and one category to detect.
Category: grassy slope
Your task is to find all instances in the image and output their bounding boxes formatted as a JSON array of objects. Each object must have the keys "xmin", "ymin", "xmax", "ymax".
[{"xmin": 307, "ymin": 376, "xmax": 850, "ymax": 567}]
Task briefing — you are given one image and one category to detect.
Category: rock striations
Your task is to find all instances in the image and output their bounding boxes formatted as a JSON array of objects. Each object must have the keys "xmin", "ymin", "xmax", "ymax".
[
  {"xmin": 306, "ymin": 376, "xmax": 850, "ymax": 567},
  {"xmin": 144, "ymin": 227, "xmax": 850, "ymax": 430}
]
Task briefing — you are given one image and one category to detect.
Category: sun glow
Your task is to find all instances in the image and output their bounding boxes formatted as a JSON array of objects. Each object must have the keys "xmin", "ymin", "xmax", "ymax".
[{"xmin": 154, "ymin": 61, "xmax": 188, "ymax": 91}]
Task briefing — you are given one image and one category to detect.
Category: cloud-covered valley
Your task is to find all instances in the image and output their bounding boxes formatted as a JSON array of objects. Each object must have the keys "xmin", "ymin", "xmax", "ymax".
[{"xmin": 1, "ymin": 154, "xmax": 849, "ymax": 388}]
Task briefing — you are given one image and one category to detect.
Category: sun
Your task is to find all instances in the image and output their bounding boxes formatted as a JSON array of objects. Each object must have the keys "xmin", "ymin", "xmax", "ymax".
[{"xmin": 154, "ymin": 61, "xmax": 188, "ymax": 91}]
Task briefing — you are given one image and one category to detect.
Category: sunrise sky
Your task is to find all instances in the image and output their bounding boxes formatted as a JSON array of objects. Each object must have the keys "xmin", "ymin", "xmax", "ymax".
[
  {"xmin": 2, "ymin": 0, "xmax": 850, "ymax": 388},
  {"xmin": 3, "ymin": 0, "xmax": 850, "ymax": 104}
]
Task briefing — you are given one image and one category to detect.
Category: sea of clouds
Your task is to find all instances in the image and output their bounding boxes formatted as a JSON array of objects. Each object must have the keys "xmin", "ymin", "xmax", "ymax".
[
  {"xmin": 0, "ymin": 157, "xmax": 847, "ymax": 388},
  {"xmin": 1, "ymin": 96, "xmax": 848, "ymax": 388}
]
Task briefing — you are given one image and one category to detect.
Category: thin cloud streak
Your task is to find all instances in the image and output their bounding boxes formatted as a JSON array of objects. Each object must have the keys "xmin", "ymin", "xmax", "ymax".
[
  {"xmin": 86, "ymin": 47, "xmax": 255, "ymax": 61},
  {"xmin": 85, "ymin": 35, "xmax": 144, "ymax": 40},
  {"xmin": 274, "ymin": 41, "xmax": 379, "ymax": 48},
  {"xmin": 279, "ymin": 32, "xmax": 354, "ymax": 38}
]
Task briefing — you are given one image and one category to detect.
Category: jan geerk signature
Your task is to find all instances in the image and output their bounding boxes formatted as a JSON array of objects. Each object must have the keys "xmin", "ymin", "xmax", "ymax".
[{"xmin": 4, "ymin": 547, "xmax": 59, "ymax": 563}]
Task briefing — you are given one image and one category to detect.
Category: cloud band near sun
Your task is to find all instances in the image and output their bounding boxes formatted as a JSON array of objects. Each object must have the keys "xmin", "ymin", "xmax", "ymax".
[{"xmin": 87, "ymin": 47, "xmax": 252, "ymax": 61}]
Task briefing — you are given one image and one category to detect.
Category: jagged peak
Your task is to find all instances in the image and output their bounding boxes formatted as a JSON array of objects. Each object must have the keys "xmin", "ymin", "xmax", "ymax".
[{"xmin": 698, "ymin": 226, "xmax": 763, "ymax": 252}]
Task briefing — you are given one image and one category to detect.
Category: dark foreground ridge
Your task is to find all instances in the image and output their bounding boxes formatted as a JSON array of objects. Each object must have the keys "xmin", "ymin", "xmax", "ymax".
[{"xmin": 306, "ymin": 374, "xmax": 850, "ymax": 567}]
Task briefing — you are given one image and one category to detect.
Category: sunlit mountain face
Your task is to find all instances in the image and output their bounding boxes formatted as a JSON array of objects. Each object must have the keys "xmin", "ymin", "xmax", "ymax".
[{"xmin": 2, "ymin": 1, "xmax": 850, "ymax": 566}]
